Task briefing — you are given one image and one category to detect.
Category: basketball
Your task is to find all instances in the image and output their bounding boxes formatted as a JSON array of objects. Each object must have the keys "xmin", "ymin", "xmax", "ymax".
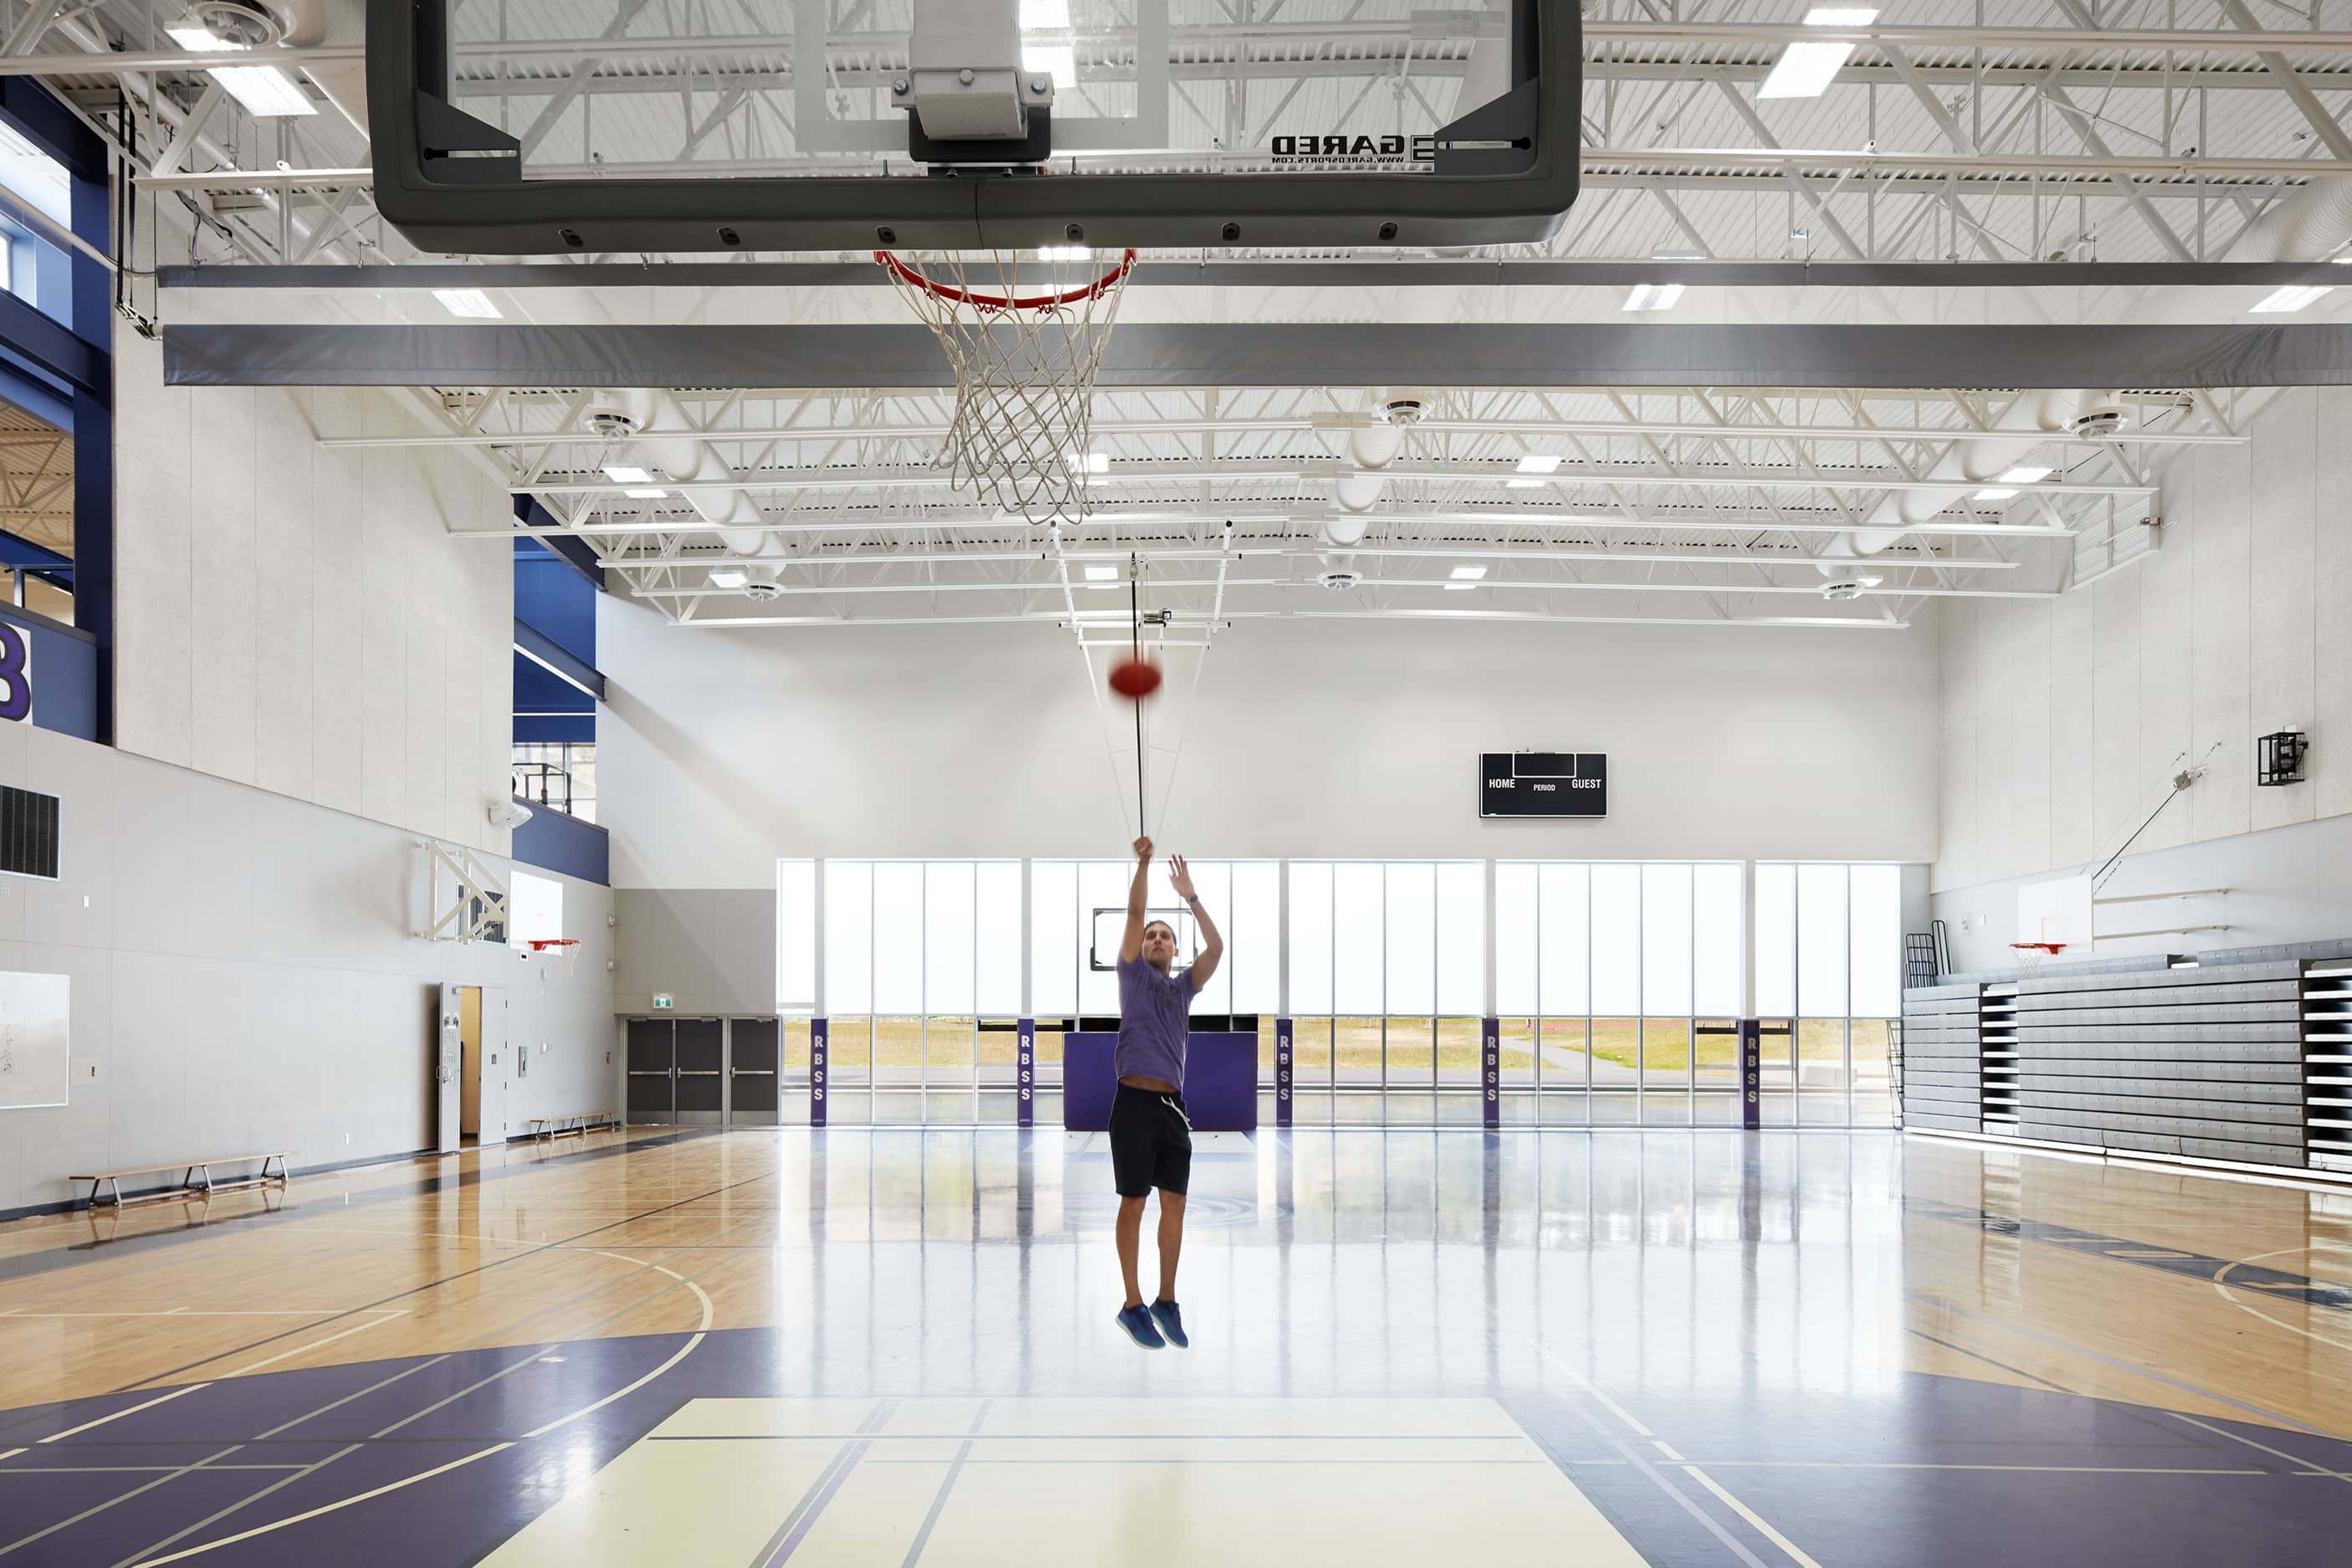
[{"xmin": 1108, "ymin": 658, "xmax": 1162, "ymax": 699}]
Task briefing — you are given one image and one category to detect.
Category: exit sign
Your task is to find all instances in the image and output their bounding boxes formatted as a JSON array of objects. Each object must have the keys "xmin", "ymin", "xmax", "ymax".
[{"xmin": 652, "ymin": 993, "xmax": 674, "ymax": 1010}]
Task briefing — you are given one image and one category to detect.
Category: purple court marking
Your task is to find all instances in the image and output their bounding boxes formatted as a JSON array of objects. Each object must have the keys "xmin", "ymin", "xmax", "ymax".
[{"xmin": 9, "ymin": 1328, "xmax": 2352, "ymax": 1568}]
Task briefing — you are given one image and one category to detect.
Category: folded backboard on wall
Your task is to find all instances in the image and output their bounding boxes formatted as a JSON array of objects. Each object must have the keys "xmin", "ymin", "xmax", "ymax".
[{"xmin": 0, "ymin": 971, "xmax": 69, "ymax": 1109}]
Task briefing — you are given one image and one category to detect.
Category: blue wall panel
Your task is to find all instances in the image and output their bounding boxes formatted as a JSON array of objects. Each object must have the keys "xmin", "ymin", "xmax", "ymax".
[
  {"xmin": 511, "ymin": 799, "xmax": 610, "ymax": 885},
  {"xmin": 0, "ymin": 606, "xmax": 99, "ymax": 740}
]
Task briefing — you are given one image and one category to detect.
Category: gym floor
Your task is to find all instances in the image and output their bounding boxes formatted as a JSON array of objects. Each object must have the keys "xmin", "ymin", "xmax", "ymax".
[{"xmin": 3, "ymin": 1129, "xmax": 2349, "ymax": 1567}]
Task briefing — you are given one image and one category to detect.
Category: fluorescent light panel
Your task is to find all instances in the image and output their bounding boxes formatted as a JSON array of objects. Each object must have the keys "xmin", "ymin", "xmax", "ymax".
[
  {"xmin": 209, "ymin": 64, "xmax": 316, "ymax": 116},
  {"xmin": 1758, "ymin": 9, "xmax": 1877, "ymax": 100},
  {"xmin": 602, "ymin": 464, "xmax": 654, "ymax": 484},
  {"xmin": 1449, "ymin": 565, "xmax": 1489, "ymax": 580},
  {"xmin": 1036, "ymin": 245, "xmax": 1094, "ymax": 262},
  {"xmin": 1996, "ymin": 465, "xmax": 2052, "ymax": 484},
  {"xmin": 164, "ymin": 23, "xmax": 236, "ymax": 51},
  {"xmin": 708, "ymin": 566, "xmax": 749, "ymax": 588},
  {"xmin": 1622, "ymin": 282, "xmax": 1685, "ymax": 312},
  {"xmin": 1084, "ymin": 564, "xmax": 1119, "ymax": 581},
  {"xmin": 1514, "ymin": 453, "xmax": 1563, "ymax": 474},
  {"xmin": 1972, "ymin": 487, "xmax": 2017, "ymax": 501},
  {"xmin": 431, "ymin": 288, "xmax": 500, "ymax": 320},
  {"xmin": 623, "ymin": 488, "xmax": 668, "ymax": 500}
]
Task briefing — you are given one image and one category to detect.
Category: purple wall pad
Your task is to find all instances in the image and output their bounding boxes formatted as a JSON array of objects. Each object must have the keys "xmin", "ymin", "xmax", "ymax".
[{"xmin": 1060, "ymin": 1033, "xmax": 1259, "ymax": 1130}]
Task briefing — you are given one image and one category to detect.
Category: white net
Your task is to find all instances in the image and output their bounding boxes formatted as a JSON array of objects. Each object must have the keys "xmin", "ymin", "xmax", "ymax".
[
  {"xmin": 877, "ymin": 249, "xmax": 1138, "ymax": 525},
  {"xmin": 2010, "ymin": 942, "xmax": 2062, "ymax": 980}
]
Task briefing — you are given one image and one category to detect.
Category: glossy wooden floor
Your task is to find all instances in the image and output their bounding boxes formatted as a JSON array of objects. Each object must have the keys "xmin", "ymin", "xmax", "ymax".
[{"xmin": 3, "ymin": 1128, "xmax": 2349, "ymax": 1567}]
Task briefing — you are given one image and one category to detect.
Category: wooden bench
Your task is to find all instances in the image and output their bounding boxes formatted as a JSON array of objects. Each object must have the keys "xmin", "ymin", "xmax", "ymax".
[
  {"xmin": 69, "ymin": 1152, "xmax": 293, "ymax": 1209},
  {"xmin": 524, "ymin": 1111, "xmax": 618, "ymax": 1142}
]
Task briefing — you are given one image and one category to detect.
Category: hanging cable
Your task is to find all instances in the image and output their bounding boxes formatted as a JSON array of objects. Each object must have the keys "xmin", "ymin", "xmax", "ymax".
[{"xmin": 1130, "ymin": 551, "xmax": 1145, "ymax": 837}]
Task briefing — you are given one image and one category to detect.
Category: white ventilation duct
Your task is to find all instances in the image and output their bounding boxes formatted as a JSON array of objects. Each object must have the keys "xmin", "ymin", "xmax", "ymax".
[
  {"xmin": 585, "ymin": 389, "xmax": 785, "ymax": 589},
  {"xmin": 1323, "ymin": 390, "xmax": 1422, "ymax": 551},
  {"xmin": 1835, "ymin": 177, "xmax": 2352, "ymax": 558}
]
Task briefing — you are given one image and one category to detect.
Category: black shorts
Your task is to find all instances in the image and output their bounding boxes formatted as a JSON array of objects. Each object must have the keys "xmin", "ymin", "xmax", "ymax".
[{"xmin": 1109, "ymin": 1083, "xmax": 1192, "ymax": 1198}]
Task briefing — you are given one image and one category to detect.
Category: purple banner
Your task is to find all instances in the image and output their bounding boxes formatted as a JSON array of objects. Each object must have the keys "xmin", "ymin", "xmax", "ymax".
[
  {"xmin": 1740, "ymin": 1018, "xmax": 1761, "ymax": 1130},
  {"xmin": 810, "ymin": 1017, "xmax": 828, "ymax": 1128},
  {"xmin": 1483, "ymin": 1017, "xmax": 1501, "ymax": 1129},
  {"xmin": 1275, "ymin": 1017, "xmax": 1294, "ymax": 1129},
  {"xmin": 1017, "ymin": 1018, "xmax": 1035, "ymax": 1128}
]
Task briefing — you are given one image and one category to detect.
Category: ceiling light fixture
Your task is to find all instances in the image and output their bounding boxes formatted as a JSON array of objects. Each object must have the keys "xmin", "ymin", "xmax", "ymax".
[
  {"xmin": 1759, "ymin": 9, "xmax": 1878, "ymax": 100},
  {"xmin": 2250, "ymin": 284, "xmax": 2334, "ymax": 313},
  {"xmin": 1084, "ymin": 564, "xmax": 1119, "ymax": 581},
  {"xmin": 431, "ymin": 288, "xmax": 501, "ymax": 320},
  {"xmin": 623, "ymin": 488, "xmax": 668, "ymax": 500},
  {"xmin": 1450, "ymin": 565, "xmax": 1489, "ymax": 580},
  {"xmin": 1648, "ymin": 249, "xmax": 1706, "ymax": 261},
  {"xmin": 1972, "ymin": 487, "xmax": 2018, "ymax": 501},
  {"xmin": 1514, "ymin": 454, "xmax": 1562, "ymax": 474},
  {"xmin": 602, "ymin": 464, "xmax": 654, "ymax": 484},
  {"xmin": 208, "ymin": 64, "xmax": 317, "ymax": 117},
  {"xmin": 708, "ymin": 566, "xmax": 749, "ymax": 590},
  {"xmin": 1036, "ymin": 244, "xmax": 1094, "ymax": 262},
  {"xmin": 1622, "ymin": 282, "xmax": 1685, "ymax": 312},
  {"xmin": 1996, "ymin": 465, "xmax": 2052, "ymax": 484}
]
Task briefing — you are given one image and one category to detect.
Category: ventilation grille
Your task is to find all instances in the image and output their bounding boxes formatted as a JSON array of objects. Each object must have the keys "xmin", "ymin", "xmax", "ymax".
[{"xmin": 0, "ymin": 784, "xmax": 60, "ymax": 880}]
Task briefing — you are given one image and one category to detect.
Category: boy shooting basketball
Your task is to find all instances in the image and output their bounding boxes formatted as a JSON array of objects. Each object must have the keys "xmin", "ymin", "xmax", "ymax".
[{"xmin": 1111, "ymin": 835, "xmax": 1222, "ymax": 1350}]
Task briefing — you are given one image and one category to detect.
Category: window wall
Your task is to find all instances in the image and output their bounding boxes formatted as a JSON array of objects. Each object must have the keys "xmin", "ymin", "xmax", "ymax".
[{"xmin": 779, "ymin": 858, "xmax": 1906, "ymax": 1127}]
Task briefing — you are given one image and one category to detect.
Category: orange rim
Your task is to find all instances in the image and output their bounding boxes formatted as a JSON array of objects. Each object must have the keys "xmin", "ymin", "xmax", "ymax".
[{"xmin": 874, "ymin": 248, "xmax": 1139, "ymax": 311}]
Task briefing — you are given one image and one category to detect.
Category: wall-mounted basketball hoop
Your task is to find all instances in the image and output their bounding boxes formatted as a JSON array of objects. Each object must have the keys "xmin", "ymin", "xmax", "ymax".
[
  {"xmin": 522, "ymin": 938, "xmax": 580, "ymax": 981},
  {"xmin": 2009, "ymin": 940, "xmax": 2065, "ymax": 979}
]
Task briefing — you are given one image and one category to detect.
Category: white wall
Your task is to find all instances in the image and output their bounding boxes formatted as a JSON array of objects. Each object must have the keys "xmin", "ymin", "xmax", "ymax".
[
  {"xmin": 1934, "ymin": 387, "xmax": 2352, "ymax": 949},
  {"xmin": 0, "ymin": 720, "xmax": 615, "ymax": 1217},
  {"xmin": 112, "ymin": 333, "xmax": 514, "ymax": 854},
  {"xmin": 598, "ymin": 599, "xmax": 1939, "ymax": 886}
]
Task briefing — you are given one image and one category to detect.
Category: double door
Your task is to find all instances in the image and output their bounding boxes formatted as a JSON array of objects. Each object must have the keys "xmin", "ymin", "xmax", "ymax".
[{"xmin": 625, "ymin": 1017, "xmax": 777, "ymax": 1126}]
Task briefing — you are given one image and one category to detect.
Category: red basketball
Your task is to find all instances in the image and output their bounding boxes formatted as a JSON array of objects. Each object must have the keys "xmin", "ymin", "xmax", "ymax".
[{"xmin": 1107, "ymin": 658, "xmax": 1163, "ymax": 699}]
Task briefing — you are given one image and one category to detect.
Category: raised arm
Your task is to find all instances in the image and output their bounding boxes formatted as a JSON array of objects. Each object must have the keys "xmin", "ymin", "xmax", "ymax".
[
  {"xmin": 1167, "ymin": 854, "xmax": 1222, "ymax": 991},
  {"xmin": 1117, "ymin": 836, "xmax": 1154, "ymax": 963}
]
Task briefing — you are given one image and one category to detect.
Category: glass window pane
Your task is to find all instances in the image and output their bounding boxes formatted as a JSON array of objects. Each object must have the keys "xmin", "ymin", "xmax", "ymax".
[
  {"xmin": 1231, "ymin": 861, "xmax": 1281, "ymax": 1015},
  {"xmin": 1495, "ymin": 863, "xmax": 1537, "ymax": 1015},
  {"xmin": 1332, "ymin": 863, "xmax": 1385, "ymax": 1013},
  {"xmin": 1641, "ymin": 863, "xmax": 1693, "ymax": 1016},
  {"xmin": 1755, "ymin": 863, "xmax": 1795, "ymax": 1017},
  {"xmin": 1078, "ymin": 860, "xmax": 1128, "ymax": 1016},
  {"xmin": 776, "ymin": 858, "xmax": 816, "ymax": 1013},
  {"xmin": 1849, "ymin": 865, "xmax": 1902, "ymax": 1018},
  {"xmin": 1385, "ymin": 862, "xmax": 1437, "ymax": 1016},
  {"xmin": 1436, "ymin": 861, "xmax": 1484, "ymax": 1016},
  {"xmin": 976, "ymin": 861, "xmax": 1022, "ymax": 1015},
  {"xmin": 1796, "ymin": 863, "xmax": 1849, "ymax": 1017},
  {"xmin": 1186, "ymin": 861, "xmax": 1234, "ymax": 1014},
  {"xmin": 874, "ymin": 862, "xmax": 925, "ymax": 1013},
  {"xmin": 1029, "ymin": 860, "xmax": 1077, "ymax": 1016},
  {"xmin": 1590, "ymin": 864, "xmax": 1641, "ymax": 1016},
  {"xmin": 925, "ymin": 862, "xmax": 976, "ymax": 1015},
  {"xmin": 1693, "ymin": 863, "xmax": 1744, "ymax": 1018},
  {"xmin": 1537, "ymin": 863, "xmax": 1590, "ymax": 1016},
  {"xmin": 1289, "ymin": 861, "xmax": 1334, "ymax": 1015},
  {"xmin": 825, "ymin": 861, "xmax": 873, "ymax": 1016}
]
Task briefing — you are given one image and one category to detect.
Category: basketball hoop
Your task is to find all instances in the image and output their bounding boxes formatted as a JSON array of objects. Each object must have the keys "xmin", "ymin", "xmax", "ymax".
[
  {"xmin": 876, "ymin": 248, "xmax": 1139, "ymax": 526},
  {"xmin": 522, "ymin": 938, "xmax": 579, "ymax": 981},
  {"xmin": 2009, "ymin": 940, "xmax": 2065, "ymax": 979}
]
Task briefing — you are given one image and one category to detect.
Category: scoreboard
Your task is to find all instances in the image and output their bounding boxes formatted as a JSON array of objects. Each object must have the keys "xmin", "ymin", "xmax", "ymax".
[{"xmin": 1480, "ymin": 752, "xmax": 1606, "ymax": 818}]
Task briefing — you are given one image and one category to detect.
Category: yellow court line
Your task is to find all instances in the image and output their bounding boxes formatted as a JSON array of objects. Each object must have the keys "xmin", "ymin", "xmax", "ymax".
[
  {"xmin": 217, "ymin": 1312, "xmax": 410, "ymax": 1380},
  {"xmin": 0, "ymin": 1449, "xmax": 23, "ymax": 1463},
  {"xmin": 123, "ymin": 1442, "xmax": 515, "ymax": 1567},
  {"xmin": 519, "ymin": 1251, "xmax": 715, "ymax": 1440},
  {"xmin": 38, "ymin": 1384, "xmax": 211, "ymax": 1444},
  {"xmin": 3, "ymin": 1310, "xmax": 383, "ymax": 1319}
]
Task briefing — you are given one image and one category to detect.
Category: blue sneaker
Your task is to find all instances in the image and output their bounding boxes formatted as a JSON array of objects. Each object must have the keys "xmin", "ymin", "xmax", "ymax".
[
  {"xmin": 1150, "ymin": 1299, "xmax": 1189, "ymax": 1349},
  {"xmin": 1115, "ymin": 1304, "xmax": 1166, "ymax": 1350}
]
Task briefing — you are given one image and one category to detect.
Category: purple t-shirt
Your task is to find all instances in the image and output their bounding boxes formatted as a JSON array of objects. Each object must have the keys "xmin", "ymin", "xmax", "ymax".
[{"xmin": 1115, "ymin": 954, "xmax": 1195, "ymax": 1087}]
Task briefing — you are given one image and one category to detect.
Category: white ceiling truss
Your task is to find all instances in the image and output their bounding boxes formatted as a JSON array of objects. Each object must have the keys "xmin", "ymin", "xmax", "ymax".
[{"xmin": 0, "ymin": 2, "xmax": 2335, "ymax": 630}]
